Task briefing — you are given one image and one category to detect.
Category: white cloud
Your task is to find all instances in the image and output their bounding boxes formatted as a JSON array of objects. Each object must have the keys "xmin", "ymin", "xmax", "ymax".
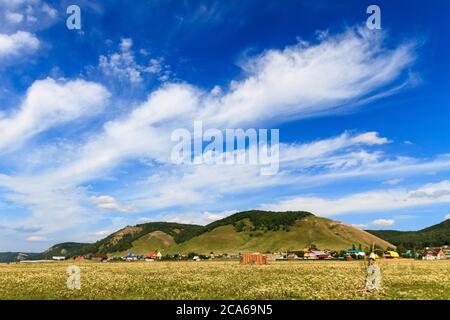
[
  {"xmin": 124, "ymin": 132, "xmax": 392, "ymax": 211},
  {"xmin": 49, "ymin": 25, "xmax": 415, "ymax": 186},
  {"xmin": 90, "ymin": 195, "xmax": 137, "ymax": 212},
  {"xmin": 0, "ymin": 78, "xmax": 110, "ymax": 152},
  {"xmin": 352, "ymin": 132, "xmax": 391, "ymax": 145},
  {"xmin": 27, "ymin": 236, "xmax": 45, "ymax": 241},
  {"xmin": 262, "ymin": 180, "xmax": 450, "ymax": 216},
  {"xmin": 41, "ymin": 3, "xmax": 57, "ymax": 19},
  {"xmin": 91, "ymin": 230, "xmax": 112, "ymax": 237},
  {"xmin": 444, "ymin": 214, "xmax": 450, "ymax": 221},
  {"xmin": 280, "ymin": 131, "xmax": 389, "ymax": 164},
  {"xmin": 370, "ymin": 219, "xmax": 395, "ymax": 227},
  {"xmin": 5, "ymin": 11, "xmax": 24, "ymax": 24},
  {"xmin": 204, "ymin": 27, "xmax": 415, "ymax": 126},
  {"xmin": 384, "ymin": 178, "xmax": 403, "ymax": 186},
  {"xmin": 1, "ymin": 1, "xmax": 58, "ymax": 30},
  {"xmin": 203, "ymin": 210, "xmax": 237, "ymax": 221},
  {"xmin": 0, "ymin": 31, "xmax": 39, "ymax": 58},
  {"xmin": 99, "ymin": 38, "xmax": 170, "ymax": 83}
]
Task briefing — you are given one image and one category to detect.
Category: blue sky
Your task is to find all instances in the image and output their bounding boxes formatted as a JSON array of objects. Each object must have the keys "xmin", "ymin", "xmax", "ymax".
[{"xmin": 1, "ymin": 0, "xmax": 450, "ymax": 251}]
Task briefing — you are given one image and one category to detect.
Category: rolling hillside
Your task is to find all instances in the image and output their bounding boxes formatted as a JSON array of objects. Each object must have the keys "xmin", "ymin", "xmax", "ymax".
[
  {"xmin": 34, "ymin": 222, "xmax": 204, "ymax": 259},
  {"xmin": 109, "ymin": 211, "xmax": 394, "ymax": 256},
  {"xmin": 36, "ymin": 242, "xmax": 90, "ymax": 260},
  {"xmin": 367, "ymin": 219, "xmax": 450, "ymax": 248},
  {"xmin": 0, "ymin": 252, "xmax": 39, "ymax": 263}
]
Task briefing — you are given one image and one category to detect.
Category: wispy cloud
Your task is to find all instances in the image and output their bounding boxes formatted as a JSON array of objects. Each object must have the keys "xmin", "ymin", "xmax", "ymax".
[
  {"xmin": 98, "ymin": 38, "xmax": 171, "ymax": 83},
  {"xmin": 0, "ymin": 78, "xmax": 110, "ymax": 153},
  {"xmin": 90, "ymin": 195, "xmax": 137, "ymax": 212},
  {"xmin": 203, "ymin": 210, "xmax": 237, "ymax": 221},
  {"xmin": 262, "ymin": 180, "xmax": 450, "ymax": 216},
  {"xmin": 0, "ymin": 0, "xmax": 58, "ymax": 32},
  {"xmin": 370, "ymin": 219, "xmax": 395, "ymax": 227},
  {"xmin": 26, "ymin": 236, "xmax": 46, "ymax": 242}
]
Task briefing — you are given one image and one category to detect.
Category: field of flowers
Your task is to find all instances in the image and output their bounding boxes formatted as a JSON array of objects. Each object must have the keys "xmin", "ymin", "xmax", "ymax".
[{"xmin": 0, "ymin": 260, "xmax": 449, "ymax": 300}]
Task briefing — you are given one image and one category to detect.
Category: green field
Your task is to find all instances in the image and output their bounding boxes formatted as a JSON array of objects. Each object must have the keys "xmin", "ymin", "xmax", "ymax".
[{"xmin": 1, "ymin": 260, "xmax": 449, "ymax": 300}]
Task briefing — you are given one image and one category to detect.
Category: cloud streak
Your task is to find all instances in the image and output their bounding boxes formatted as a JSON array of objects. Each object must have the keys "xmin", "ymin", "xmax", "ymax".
[
  {"xmin": 262, "ymin": 180, "xmax": 450, "ymax": 216},
  {"xmin": 0, "ymin": 78, "xmax": 110, "ymax": 153}
]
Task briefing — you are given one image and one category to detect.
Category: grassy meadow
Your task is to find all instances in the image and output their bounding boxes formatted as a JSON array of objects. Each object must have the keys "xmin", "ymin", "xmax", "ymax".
[{"xmin": 1, "ymin": 260, "xmax": 449, "ymax": 300}]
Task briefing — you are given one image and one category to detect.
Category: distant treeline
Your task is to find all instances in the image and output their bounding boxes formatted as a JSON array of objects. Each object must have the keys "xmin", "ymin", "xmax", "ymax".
[
  {"xmin": 367, "ymin": 219, "xmax": 450, "ymax": 248},
  {"xmin": 201, "ymin": 210, "xmax": 313, "ymax": 233}
]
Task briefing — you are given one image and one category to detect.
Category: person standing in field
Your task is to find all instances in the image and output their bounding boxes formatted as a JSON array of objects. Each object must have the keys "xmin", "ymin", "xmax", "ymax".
[{"xmin": 365, "ymin": 252, "xmax": 382, "ymax": 291}]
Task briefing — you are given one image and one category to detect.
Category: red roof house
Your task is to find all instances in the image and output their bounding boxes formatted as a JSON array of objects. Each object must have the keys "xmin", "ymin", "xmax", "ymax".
[{"xmin": 145, "ymin": 251, "xmax": 162, "ymax": 259}]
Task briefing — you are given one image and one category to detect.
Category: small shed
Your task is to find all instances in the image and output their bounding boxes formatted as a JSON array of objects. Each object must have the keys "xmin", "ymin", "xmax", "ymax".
[{"xmin": 240, "ymin": 253, "xmax": 268, "ymax": 265}]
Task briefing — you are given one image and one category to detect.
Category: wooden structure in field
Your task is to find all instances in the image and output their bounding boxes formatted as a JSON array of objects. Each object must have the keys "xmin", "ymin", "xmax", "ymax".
[{"xmin": 240, "ymin": 253, "xmax": 268, "ymax": 265}]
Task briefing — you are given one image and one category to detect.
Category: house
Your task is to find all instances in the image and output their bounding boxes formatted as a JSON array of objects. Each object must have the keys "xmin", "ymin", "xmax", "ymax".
[
  {"xmin": 442, "ymin": 246, "xmax": 450, "ymax": 259},
  {"xmin": 92, "ymin": 253, "xmax": 108, "ymax": 262},
  {"xmin": 406, "ymin": 250, "xmax": 421, "ymax": 259},
  {"xmin": 423, "ymin": 248, "xmax": 446, "ymax": 260},
  {"xmin": 346, "ymin": 249, "xmax": 366, "ymax": 259},
  {"xmin": 145, "ymin": 251, "xmax": 162, "ymax": 260},
  {"xmin": 124, "ymin": 253, "xmax": 138, "ymax": 261},
  {"xmin": 303, "ymin": 251, "xmax": 317, "ymax": 260},
  {"xmin": 74, "ymin": 256, "xmax": 85, "ymax": 261},
  {"xmin": 52, "ymin": 256, "xmax": 65, "ymax": 261},
  {"xmin": 384, "ymin": 251, "xmax": 400, "ymax": 259},
  {"xmin": 310, "ymin": 250, "xmax": 332, "ymax": 259},
  {"xmin": 302, "ymin": 250, "xmax": 331, "ymax": 260}
]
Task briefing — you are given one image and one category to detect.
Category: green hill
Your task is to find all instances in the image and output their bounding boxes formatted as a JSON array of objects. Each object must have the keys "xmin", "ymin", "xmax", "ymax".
[
  {"xmin": 109, "ymin": 211, "xmax": 394, "ymax": 256},
  {"xmin": 167, "ymin": 214, "xmax": 393, "ymax": 254},
  {"xmin": 367, "ymin": 219, "xmax": 450, "ymax": 248},
  {"xmin": 31, "ymin": 222, "xmax": 204, "ymax": 259},
  {"xmin": 92, "ymin": 222, "xmax": 203, "ymax": 254},
  {"xmin": 34, "ymin": 242, "xmax": 90, "ymax": 260},
  {"xmin": 0, "ymin": 252, "xmax": 39, "ymax": 263}
]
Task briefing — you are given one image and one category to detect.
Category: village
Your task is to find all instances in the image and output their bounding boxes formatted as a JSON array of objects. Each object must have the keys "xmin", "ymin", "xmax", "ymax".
[{"xmin": 42, "ymin": 245, "xmax": 450, "ymax": 264}]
